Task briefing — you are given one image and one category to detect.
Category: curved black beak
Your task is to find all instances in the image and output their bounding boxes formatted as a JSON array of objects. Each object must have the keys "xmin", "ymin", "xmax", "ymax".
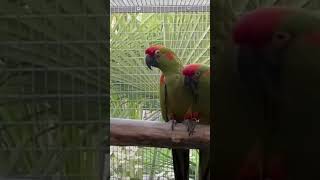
[
  {"xmin": 237, "ymin": 46, "xmax": 257, "ymax": 81},
  {"xmin": 237, "ymin": 46, "xmax": 268, "ymax": 91},
  {"xmin": 184, "ymin": 76, "xmax": 192, "ymax": 88},
  {"xmin": 184, "ymin": 76, "xmax": 198, "ymax": 102},
  {"xmin": 145, "ymin": 55, "xmax": 159, "ymax": 70}
]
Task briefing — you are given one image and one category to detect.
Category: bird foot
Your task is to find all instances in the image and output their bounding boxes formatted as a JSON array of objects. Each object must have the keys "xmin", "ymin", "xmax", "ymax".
[
  {"xmin": 171, "ymin": 119, "xmax": 177, "ymax": 131},
  {"xmin": 184, "ymin": 119, "xmax": 197, "ymax": 136},
  {"xmin": 183, "ymin": 112, "xmax": 200, "ymax": 136},
  {"xmin": 167, "ymin": 114, "xmax": 177, "ymax": 131}
]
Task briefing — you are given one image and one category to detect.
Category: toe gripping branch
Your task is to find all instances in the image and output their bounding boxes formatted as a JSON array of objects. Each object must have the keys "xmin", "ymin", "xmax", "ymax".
[
  {"xmin": 168, "ymin": 113, "xmax": 177, "ymax": 131},
  {"xmin": 184, "ymin": 112, "xmax": 200, "ymax": 136}
]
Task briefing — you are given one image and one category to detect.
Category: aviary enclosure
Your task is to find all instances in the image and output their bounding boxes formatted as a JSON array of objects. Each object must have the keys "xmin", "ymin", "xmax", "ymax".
[{"xmin": 110, "ymin": 0, "xmax": 210, "ymax": 179}]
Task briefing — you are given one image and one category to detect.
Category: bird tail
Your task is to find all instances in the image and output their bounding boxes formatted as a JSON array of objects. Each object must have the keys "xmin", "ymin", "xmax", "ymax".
[
  {"xmin": 199, "ymin": 148, "xmax": 210, "ymax": 180},
  {"xmin": 172, "ymin": 148, "xmax": 189, "ymax": 180}
]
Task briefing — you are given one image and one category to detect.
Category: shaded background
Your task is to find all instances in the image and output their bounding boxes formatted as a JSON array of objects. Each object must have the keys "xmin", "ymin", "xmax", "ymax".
[{"xmin": 0, "ymin": 0, "xmax": 108, "ymax": 180}]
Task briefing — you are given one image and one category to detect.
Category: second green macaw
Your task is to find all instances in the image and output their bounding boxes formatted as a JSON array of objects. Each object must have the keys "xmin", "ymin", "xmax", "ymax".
[
  {"xmin": 182, "ymin": 63, "xmax": 211, "ymax": 180},
  {"xmin": 214, "ymin": 7, "xmax": 320, "ymax": 180}
]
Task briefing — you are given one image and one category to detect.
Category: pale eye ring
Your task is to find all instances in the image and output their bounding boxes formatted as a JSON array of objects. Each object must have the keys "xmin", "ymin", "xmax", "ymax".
[
  {"xmin": 195, "ymin": 71, "xmax": 201, "ymax": 76},
  {"xmin": 155, "ymin": 50, "xmax": 160, "ymax": 55}
]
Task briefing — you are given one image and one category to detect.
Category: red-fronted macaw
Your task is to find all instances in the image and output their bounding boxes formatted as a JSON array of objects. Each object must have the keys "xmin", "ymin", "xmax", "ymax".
[
  {"xmin": 214, "ymin": 7, "xmax": 320, "ymax": 180},
  {"xmin": 145, "ymin": 45, "xmax": 192, "ymax": 180},
  {"xmin": 182, "ymin": 63, "xmax": 211, "ymax": 180}
]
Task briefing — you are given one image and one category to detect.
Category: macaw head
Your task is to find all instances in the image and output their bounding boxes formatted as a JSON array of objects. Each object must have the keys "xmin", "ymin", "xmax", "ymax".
[
  {"xmin": 145, "ymin": 45, "xmax": 179, "ymax": 72},
  {"xmin": 182, "ymin": 63, "xmax": 210, "ymax": 97}
]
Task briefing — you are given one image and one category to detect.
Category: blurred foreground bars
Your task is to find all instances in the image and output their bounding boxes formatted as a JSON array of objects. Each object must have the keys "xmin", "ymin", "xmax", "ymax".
[{"xmin": 0, "ymin": 0, "xmax": 109, "ymax": 180}]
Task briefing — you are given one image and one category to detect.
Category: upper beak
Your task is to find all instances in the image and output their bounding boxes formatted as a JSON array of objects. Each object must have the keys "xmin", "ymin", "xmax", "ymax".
[
  {"xmin": 145, "ymin": 55, "xmax": 153, "ymax": 70},
  {"xmin": 184, "ymin": 75, "xmax": 198, "ymax": 102},
  {"xmin": 236, "ymin": 46, "xmax": 260, "ymax": 79},
  {"xmin": 184, "ymin": 76, "xmax": 197, "ymax": 93},
  {"xmin": 184, "ymin": 76, "xmax": 191, "ymax": 87},
  {"xmin": 236, "ymin": 45, "xmax": 267, "ymax": 92},
  {"xmin": 145, "ymin": 55, "xmax": 159, "ymax": 70}
]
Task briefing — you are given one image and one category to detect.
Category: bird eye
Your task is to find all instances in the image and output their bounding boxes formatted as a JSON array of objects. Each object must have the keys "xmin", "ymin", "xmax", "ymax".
[
  {"xmin": 196, "ymin": 71, "xmax": 201, "ymax": 76},
  {"xmin": 272, "ymin": 32, "xmax": 291, "ymax": 49},
  {"xmin": 155, "ymin": 50, "xmax": 160, "ymax": 55}
]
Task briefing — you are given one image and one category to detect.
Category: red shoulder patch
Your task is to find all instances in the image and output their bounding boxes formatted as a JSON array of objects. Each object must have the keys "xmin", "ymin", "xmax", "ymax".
[
  {"xmin": 160, "ymin": 74, "xmax": 166, "ymax": 86},
  {"xmin": 165, "ymin": 52, "xmax": 175, "ymax": 61},
  {"xmin": 182, "ymin": 64, "xmax": 201, "ymax": 77},
  {"xmin": 203, "ymin": 70, "xmax": 210, "ymax": 77}
]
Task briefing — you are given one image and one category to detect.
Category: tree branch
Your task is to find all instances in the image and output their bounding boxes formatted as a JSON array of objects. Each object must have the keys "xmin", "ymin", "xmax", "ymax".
[{"xmin": 110, "ymin": 119, "xmax": 210, "ymax": 149}]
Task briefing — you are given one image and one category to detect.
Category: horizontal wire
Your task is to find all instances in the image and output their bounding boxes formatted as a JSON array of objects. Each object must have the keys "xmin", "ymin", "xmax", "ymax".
[
  {"xmin": 0, "ymin": 120, "xmax": 108, "ymax": 125},
  {"xmin": 0, "ymin": 40, "xmax": 108, "ymax": 45},
  {"xmin": 0, "ymin": 67, "xmax": 108, "ymax": 71},
  {"xmin": 0, "ymin": 94, "xmax": 109, "ymax": 99},
  {"xmin": 0, "ymin": 147, "xmax": 109, "ymax": 151},
  {"xmin": 110, "ymin": 0, "xmax": 210, "ymax": 7},
  {"xmin": 0, "ymin": 14, "xmax": 108, "ymax": 18}
]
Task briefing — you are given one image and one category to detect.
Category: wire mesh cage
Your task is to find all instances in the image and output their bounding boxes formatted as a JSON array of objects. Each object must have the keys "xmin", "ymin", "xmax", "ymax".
[
  {"xmin": 0, "ymin": 1, "xmax": 108, "ymax": 180},
  {"xmin": 110, "ymin": 0, "xmax": 210, "ymax": 179}
]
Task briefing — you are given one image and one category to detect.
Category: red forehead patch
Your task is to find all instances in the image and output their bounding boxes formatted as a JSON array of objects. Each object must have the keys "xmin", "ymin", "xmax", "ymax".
[
  {"xmin": 233, "ymin": 7, "xmax": 291, "ymax": 47},
  {"xmin": 145, "ymin": 45, "xmax": 164, "ymax": 56},
  {"xmin": 182, "ymin": 64, "xmax": 201, "ymax": 77}
]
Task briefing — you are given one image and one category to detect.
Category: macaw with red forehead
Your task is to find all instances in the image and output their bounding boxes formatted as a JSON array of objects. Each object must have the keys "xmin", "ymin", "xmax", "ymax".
[
  {"xmin": 182, "ymin": 63, "xmax": 211, "ymax": 180},
  {"xmin": 145, "ymin": 44, "xmax": 193, "ymax": 180},
  {"xmin": 145, "ymin": 45, "xmax": 211, "ymax": 180},
  {"xmin": 145, "ymin": 45, "xmax": 194, "ymax": 130},
  {"xmin": 182, "ymin": 64, "xmax": 210, "ymax": 133},
  {"xmin": 214, "ymin": 7, "xmax": 320, "ymax": 180}
]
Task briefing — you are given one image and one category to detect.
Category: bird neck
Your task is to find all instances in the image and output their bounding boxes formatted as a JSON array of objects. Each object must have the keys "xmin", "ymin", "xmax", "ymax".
[{"xmin": 160, "ymin": 61, "xmax": 182, "ymax": 76}]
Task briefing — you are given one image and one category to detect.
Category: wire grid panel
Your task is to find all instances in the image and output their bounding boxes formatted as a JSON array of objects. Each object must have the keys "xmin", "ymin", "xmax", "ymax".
[
  {"xmin": 110, "ymin": 0, "xmax": 210, "ymax": 179},
  {"xmin": 110, "ymin": 146, "xmax": 199, "ymax": 180},
  {"xmin": 0, "ymin": 1, "xmax": 108, "ymax": 180}
]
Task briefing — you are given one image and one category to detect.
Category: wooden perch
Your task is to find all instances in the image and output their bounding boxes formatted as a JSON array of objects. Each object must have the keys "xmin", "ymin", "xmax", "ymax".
[{"xmin": 110, "ymin": 118, "xmax": 210, "ymax": 149}]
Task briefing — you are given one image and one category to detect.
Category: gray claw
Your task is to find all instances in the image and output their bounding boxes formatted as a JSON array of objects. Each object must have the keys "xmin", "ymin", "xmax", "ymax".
[
  {"xmin": 171, "ymin": 119, "xmax": 177, "ymax": 131},
  {"xmin": 183, "ymin": 119, "xmax": 197, "ymax": 136}
]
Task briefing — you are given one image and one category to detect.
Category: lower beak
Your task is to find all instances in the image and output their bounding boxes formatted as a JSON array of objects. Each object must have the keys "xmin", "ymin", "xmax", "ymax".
[{"xmin": 145, "ymin": 55, "xmax": 153, "ymax": 70}]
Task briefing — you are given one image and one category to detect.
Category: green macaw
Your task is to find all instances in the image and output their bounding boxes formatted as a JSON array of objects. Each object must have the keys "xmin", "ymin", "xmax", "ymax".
[
  {"xmin": 145, "ymin": 45, "xmax": 192, "ymax": 180},
  {"xmin": 182, "ymin": 63, "xmax": 210, "ymax": 180},
  {"xmin": 214, "ymin": 7, "xmax": 320, "ymax": 180}
]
